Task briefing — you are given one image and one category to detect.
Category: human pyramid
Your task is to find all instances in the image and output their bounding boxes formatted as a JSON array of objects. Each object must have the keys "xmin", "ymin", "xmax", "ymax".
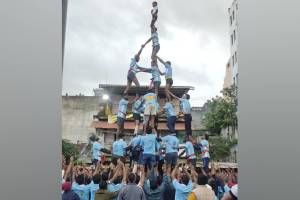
[
  {"xmin": 112, "ymin": 1, "xmax": 211, "ymax": 174},
  {"xmin": 117, "ymin": 1, "xmax": 193, "ymax": 139}
]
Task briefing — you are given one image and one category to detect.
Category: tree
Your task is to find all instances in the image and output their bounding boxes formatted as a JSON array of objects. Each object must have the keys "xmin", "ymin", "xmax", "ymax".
[
  {"xmin": 209, "ymin": 136, "xmax": 237, "ymax": 161},
  {"xmin": 62, "ymin": 139, "xmax": 80, "ymax": 163},
  {"xmin": 202, "ymin": 85, "xmax": 238, "ymax": 136}
]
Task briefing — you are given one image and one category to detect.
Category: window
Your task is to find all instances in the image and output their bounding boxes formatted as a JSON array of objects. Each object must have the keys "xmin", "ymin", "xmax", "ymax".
[
  {"xmin": 231, "ymin": 34, "xmax": 233, "ymax": 45},
  {"xmin": 233, "ymin": 30, "xmax": 236, "ymax": 41},
  {"xmin": 232, "ymin": 55, "xmax": 235, "ymax": 65},
  {"xmin": 235, "ymin": 51, "xmax": 238, "ymax": 63},
  {"xmin": 233, "ymin": 10, "xmax": 235, "ymax": 21}
]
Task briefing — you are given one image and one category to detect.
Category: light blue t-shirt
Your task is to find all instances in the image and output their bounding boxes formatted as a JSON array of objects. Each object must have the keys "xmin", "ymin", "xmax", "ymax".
[
  {"xmin": 143, "ymin": 93, "xmax": 157, "ymax": 106},
  {"xmin": 200, "ymin": 139, "xmax": 210, "ymax": 158},
  {"xmin": 179, "ymin": 98, "xmax": 191, "ymax": 114},
  {"xmin": 163, "ymin": 102, "xmax": 176, "ymax": 117},
  {"xmin": 129, "ymin": 58, "xmax": 140, "ymax": 74},
  {"xmin": 132, "ymin": 99, "xmax": 143, "ymax": 114},
  {"xmin": 72, "ymin": 182, "xmax": 90, "ymax": 200},
  {"xmin": 152, "ymin": 32, "xmax": 159, "ymax": 46},
  {"xmin": 151, "ymin": 65, "xmax": 161, "ymax": 82},
  {"xmin": 112, "ymin": 139, "xmax": 127, "ymax": 157},
  {"xmin": 140, "ymin": 133, "xmax": 158, "ymax": 155},
  {"xmin": 89, "ymin": 181, "xmax": 99, "ymax": 200},
  {"xmin": 185, "ymin": 141, "xmax": 196, "ymax": 159},
  {"xmin": 172, "ymin": 179, "xmax": 193, "ymax": 200},
  {"xmin": 164, "ymin": 63, "xmax": 172, "ymax": 79},
  {"xmin": 92, "ymin": 141, "xmax": 102, "ymax": 160},
  {"xmin": 131, "ymin": 135, "xmax": 141, "ymax": 148},
  {"xmin": 117, "ymin": 98, "xmax": 128, "ymax": 118},
  {"xmin": 161, "ymin": 135, "xmax": 179, "ymax": 153}
]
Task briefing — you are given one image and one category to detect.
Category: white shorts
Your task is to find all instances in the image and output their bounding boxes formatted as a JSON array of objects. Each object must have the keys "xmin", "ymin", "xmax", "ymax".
[{"xmin": 144, "ymin": 104, "xmax": 157, "ymax": 116}]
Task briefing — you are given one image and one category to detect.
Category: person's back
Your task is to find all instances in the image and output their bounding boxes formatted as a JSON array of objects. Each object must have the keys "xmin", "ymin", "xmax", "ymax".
[
  {"xmin": 72, "ymin": 182, "xmax": 90, "ymax": 200},
  {"xmin": 118, "ymin": 183, "xmax": 146, "ymax": 200},
  {"xmin": 113, "ymin": 139, "xmax": 127, "ymax": 157},
  {"xmin": 141, "ymin": 133, "xmax": 157, "ymax": 155}
]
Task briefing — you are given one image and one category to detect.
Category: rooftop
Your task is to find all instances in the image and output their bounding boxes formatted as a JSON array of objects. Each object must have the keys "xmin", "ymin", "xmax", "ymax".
[{"xmin": 97, "ymin": 84, "xmax": 194, "ymax": 98}]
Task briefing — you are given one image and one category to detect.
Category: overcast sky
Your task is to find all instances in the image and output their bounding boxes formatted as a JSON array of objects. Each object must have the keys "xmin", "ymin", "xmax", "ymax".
[{"xmin": 62, "ymin": 0, "xmax": 233, "ymax": 106}]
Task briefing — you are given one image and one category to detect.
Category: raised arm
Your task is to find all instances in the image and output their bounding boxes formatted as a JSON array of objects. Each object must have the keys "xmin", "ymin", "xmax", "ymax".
[
  {"xmin": 108, "ymin": 161, "xmax": 122, "ymax": 183},
  {"xmin": 168, "ymin": 90, "xmax": 180, "ymax": 100},
  {"xmin": 143, "ymin": 37, "xmax": 152, "ymax": 47},
  {"xmin": 122, "ymin": 161, "xmax": 127, "ymax": 184},
  {"xmin": 136, "ymin": 45, "xmax": 144, "ymax": 57},
  {"xmin": 93, "ymin": 160, "xmax": 102, "ymax": 176},
  {"xmin": 157, "ymin": 56, "xmax": 166, "ymax": 65},
  {"xmin": 63, "ymin": 156, "xmax": 74, "ymax": 180},
  {"xmin": 171, "ymin": 164, "xmax": 180, "ymax": 180}
]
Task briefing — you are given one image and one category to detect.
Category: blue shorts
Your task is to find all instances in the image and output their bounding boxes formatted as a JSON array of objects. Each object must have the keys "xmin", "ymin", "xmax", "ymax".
[
  {"xmin": 165, "ymin": 152, "xmax": 178, "ymax": 168},
  {"xmin": 153, "ymin": 44, "xmax": 160, "ymax": 53},
  {"xmin": 141, "ymin": 154, "xmax": 156, "ymax": 168}
]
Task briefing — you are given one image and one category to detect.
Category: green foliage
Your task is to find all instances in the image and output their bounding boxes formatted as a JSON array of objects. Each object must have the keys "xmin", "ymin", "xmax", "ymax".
[
  {"xmin": 62, "ymin": 139, "xmax": 80, "ymax": 162},
  {"xmin": 203, "ymin": 85, "xmax": 238, "ymax": 135},
  {"xmin": 210, "ymin": 136, "xmax": 238, "ymax": 161}
]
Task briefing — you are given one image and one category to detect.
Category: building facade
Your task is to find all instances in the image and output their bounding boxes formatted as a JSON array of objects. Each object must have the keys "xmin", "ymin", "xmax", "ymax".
[
  {"xmin": 228, "ymin": 0, "xmax": 238, "ymax": 85},
  {"xmin": 223, "ymin": 60, "xmax": 233, "ymax": 89},
  {"xmin": 62, "ymin": 96, "xmax": 99, "ymax": 143}
]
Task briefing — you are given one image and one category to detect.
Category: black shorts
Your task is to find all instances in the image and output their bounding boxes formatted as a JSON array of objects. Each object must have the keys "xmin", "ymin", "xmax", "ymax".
[
  {"xmin": 117, "ymin": 117, "xmax": 125, "ymax": 126},
  {"xmin": 165, "ymin": 152, "xmax": 178, "ymax": 168},
  {"xmin": 133, "ymin": 113, "xmax": 141, "ymax": 122},
  {"xmin": 166, "ymin": 78, "xmax": 173, "ymax": 86},
  {"xmin": 132, "ymin": 149, "xmax": 141, "ymax": 162},
  {"xmin": 127, "ymin": 71, "xmax": 136, "ymax": 82}
]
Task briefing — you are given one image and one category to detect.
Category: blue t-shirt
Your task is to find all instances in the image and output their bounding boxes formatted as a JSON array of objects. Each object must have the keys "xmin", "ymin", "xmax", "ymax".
[
  {"xmin": 140, "ymin": 133, "xmax": 158, "ymax": 155},
  {"xmin": 164, "ymin": 63, "xmax": 172, "ymax": 79},
  {"xmin": 152, "ymin": 32, "xmax": 159, "ymax": 46},
  {"xmin": 72, "ymin": 182, "xmax": 90, "ymax": 200},
  {"xmin": 143, "ymin": 93, "xmax": 157, "ymax": 106},
  {"xmin": 89, "ymin": 181, "xmax": 99, "ymax": 200},
  {"xmin": 131, "ymin": 135, "xmax": 141, "ymax": 148},
  {"xmin": 92, "ymin": 142, "xmax": 102, "ymax": 160},
  {"xmin": 172, "ymin": 179, "xmax": 193, "ymax": 200},
  {"xmin": 185, "ymin": 141, "xmax": 196, "ymax": 159},
  {"xmin": 151, "ymin": 65, "xmax": 161, "ymax": 82},
  {"xmin": 200, "ymin": 139, "xmax": 210, "ymax": 158},
  {"xmin": 132, "ymin": 99, "xmax": 143, "ymax": 114},
  {"xmin": 117, "ymin": 98, "xmax": 128, "ymax": 118},
  {"xmin": 163, "ymin": 102, "xmax": 176, "ymax": 117},
  {"xmin": 108, "ymin": 183, "xmax": 124, "ymax": 200},
  {"xmin": 179, "ymin": 98, "xmax": 191, "ymax": 114},
  {"xmin": 161, "ymin": 135, "xmax": 179, "ymax": 153},
  {"xmin": 112, "ymin": 139, "xmax": 127, "ymax": 157},
  {"xmin": 129, "ymin": 58, "xmax": 140, "ymax": 74}
]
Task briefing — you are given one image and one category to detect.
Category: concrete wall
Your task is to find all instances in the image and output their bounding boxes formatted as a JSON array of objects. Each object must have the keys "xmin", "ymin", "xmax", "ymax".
[{"xmin": 62, "ymin": 96, "xmax": 99, "ymax": 142}]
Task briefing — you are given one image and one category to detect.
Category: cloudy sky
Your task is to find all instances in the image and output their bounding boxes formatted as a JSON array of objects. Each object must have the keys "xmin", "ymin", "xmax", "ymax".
[{"xmin": 63, "ymin": 0, "xmax": 233, "ymax": 106}]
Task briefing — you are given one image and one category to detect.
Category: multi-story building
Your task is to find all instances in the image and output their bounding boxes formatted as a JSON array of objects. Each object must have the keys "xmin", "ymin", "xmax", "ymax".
[
  {"xmin": 223, "ymin": 59, "xmax": 233, "ymax": 89},
  {"xmin": 228, "ymin": 0, "xmax": 238, "ymax": 85}
]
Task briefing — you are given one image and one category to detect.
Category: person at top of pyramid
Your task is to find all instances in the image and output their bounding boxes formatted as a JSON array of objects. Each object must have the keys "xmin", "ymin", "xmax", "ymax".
[{"xmin": 151, "ymin": 1, "xmax": 158, "ymax": 28}]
